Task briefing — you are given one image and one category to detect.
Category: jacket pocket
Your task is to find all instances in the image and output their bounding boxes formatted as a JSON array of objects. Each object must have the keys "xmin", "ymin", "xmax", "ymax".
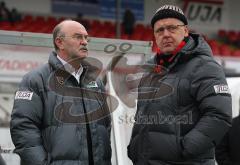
[{"xmin": 147, "ymin": 131, "xmax": 183, "ymax": 161}]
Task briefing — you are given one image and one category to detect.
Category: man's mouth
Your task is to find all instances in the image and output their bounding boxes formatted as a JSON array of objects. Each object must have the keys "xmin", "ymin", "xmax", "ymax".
[
  {"xmin": 80, "ymin": 47, "xmax": 88, "ymax": 52},
  {"xmin": 163, "ymin": 42, "xmax": 172, "ymax": 47}
]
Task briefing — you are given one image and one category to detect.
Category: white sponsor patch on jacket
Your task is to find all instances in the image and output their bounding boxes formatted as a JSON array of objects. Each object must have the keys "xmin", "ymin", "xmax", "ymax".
[
  {"xmin": 213, "ymin": 85, "xmax": 230, "ymax": 94},
  {"xmin": 15, "ymin": 91, "xmax": 33, "ymax": 100}
]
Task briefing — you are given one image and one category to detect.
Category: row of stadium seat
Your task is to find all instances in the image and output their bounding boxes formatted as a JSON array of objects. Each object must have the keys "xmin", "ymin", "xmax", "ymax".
[{"xmin": 1, "ymin": 14, "xmax": 240, "ymax": 56}]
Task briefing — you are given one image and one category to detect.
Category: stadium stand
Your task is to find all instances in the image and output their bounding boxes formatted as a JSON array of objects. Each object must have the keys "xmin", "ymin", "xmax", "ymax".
[{"xmin": 1, "ymin": 13, "xmax": 240, "ymax": 56}]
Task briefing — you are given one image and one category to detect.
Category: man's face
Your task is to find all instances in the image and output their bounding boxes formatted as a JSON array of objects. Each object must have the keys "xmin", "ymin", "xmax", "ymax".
[
  {"xmin": 153, "ymin": 18, "xmax": 189, "ymax": 54},
  {"xmin": 59, "ymin": 21, "xmax": 89, "ymax": 61}
]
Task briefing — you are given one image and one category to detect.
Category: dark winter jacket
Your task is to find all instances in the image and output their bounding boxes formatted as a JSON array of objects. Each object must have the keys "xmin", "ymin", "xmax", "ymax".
[
  {"xmin": 215, "ymin": 115, "xmax": 240, "ymax": 165},
  {"xmin": 128, "ymin": 33, "xmax": 232, "ymax": 165},
  {"xmin": 10, "ymin": 52, "xmax": 112, "ymax": 165}
]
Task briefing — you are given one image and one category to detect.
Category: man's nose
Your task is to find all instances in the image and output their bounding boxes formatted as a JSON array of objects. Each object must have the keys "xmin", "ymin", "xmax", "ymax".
[{"xmin": 80, "ymin": 39, "xmax": 88, "ymax": 45}]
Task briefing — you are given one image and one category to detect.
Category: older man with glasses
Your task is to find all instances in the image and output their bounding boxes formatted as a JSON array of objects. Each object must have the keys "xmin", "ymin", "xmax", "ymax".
[
  {"xmin": 127, "ymin": 4, "xmax": 232, "ymax": 165},
  {"xmin": 10, "ymin": 20, "xmax": 112, "ymax": 165}
]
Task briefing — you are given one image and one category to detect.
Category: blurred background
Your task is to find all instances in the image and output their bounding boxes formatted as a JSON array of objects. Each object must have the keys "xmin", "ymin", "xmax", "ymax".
[
  {"xmin": 0, "ymin": 0, "xmax": 240, "ymax": 54},
  {"xmin": 1, "ymin": 0, "xmax": 240, "ymax": 59},
  {"xmin": 1, "ymin": 0, "xmax": 240, "ymax": 164}
]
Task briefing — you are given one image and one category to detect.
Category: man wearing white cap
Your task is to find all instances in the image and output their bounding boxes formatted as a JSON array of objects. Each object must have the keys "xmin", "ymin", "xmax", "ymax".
[{"xmin": 127, "ymin": 4, "xmax": 232, "ymax": 165}]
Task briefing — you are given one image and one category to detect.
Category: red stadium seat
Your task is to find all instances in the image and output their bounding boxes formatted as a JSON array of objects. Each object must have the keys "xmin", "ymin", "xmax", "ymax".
[
  {"xmin": 219, "ymin": 44, "xmax": 233, "ymax": 56},
  {"xmin": 227, "ymin": 30, "xmax": 238, "ymax": 43},
  {"xmin": 218, "ymin": 29, "xmax": 227, "ymax": 39},
  {"xmin": 232, "ymin": 49, "xmax": 240, "ymax": 57},
  {"xmin": 23, "ymin": 14, "xmax": 33, "ymax": 23}
]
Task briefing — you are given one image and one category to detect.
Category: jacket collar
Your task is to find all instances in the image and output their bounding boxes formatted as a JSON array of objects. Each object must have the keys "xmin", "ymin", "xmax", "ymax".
[{"xmin": 48, "ymin": 51, "xmax": 102, "ymax": 83}]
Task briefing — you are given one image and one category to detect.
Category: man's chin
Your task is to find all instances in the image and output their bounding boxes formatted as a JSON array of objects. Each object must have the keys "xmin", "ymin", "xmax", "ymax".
[
  {"xmin": 162, "ymin": 48, "xmax": 174, "ymax": 54},
  {"xmin": 79, "ymin": 53, "xmax": 88, "ymax": 59},
  {"xmin": 70, "ymin": 54, "xmax": 88, "ymax": 61}
]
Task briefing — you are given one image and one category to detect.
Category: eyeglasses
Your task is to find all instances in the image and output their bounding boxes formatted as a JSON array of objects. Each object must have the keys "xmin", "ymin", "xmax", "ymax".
[
  {"xmin": 154, "ymin": 25, "xmax": 186, "ymax": 35},
  {"xmin": 60, "ymin": 34, "xmax": 90, "ymax": 42}
]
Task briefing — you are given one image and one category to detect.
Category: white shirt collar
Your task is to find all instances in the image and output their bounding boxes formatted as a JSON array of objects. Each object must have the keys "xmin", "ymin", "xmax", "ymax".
[{"xmin": 57, "ymin": 55, "xmax": 83, "ymax": 83}]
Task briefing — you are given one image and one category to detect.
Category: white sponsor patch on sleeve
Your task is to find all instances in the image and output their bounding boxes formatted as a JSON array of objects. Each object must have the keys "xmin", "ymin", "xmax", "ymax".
[
  {"xmin": 213, "ymin": 85, "xmax": 230, "ymax": 94},
  {"xmin": 15, "ymin": 91, "xmax": 33, "ymax": 100}
]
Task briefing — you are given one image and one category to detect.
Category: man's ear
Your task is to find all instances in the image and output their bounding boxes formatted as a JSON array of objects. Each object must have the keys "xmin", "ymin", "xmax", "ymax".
[
  {"xmin": 55, "ymin": 37, "xmax": 64, "ymax": 50},
  {"xmin": 184, "ymin": 26, "xmax": 189, "ymax": 37}
]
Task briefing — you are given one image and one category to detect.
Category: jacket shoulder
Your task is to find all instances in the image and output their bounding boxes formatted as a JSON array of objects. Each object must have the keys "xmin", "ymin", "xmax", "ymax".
[
  {"xmin": 19, "ymin": 63, "xmax": 51, "ymax": 93},
  {"xmin": 187, "ymin": 54, "xmax": 224, "ymax": 77}
]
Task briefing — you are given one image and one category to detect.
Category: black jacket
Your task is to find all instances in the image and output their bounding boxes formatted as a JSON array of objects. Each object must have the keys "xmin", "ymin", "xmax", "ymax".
[
  {"xmin": 215, "ymin": 115, "xmax": 240, "ymax": 165},
  {"xmin": 128, "ymin": 33, "xmax": 232, "ymax": 165},
  {"xmin": 10, "ymin": 52, "xmax": 112, "ymax": 165}
]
